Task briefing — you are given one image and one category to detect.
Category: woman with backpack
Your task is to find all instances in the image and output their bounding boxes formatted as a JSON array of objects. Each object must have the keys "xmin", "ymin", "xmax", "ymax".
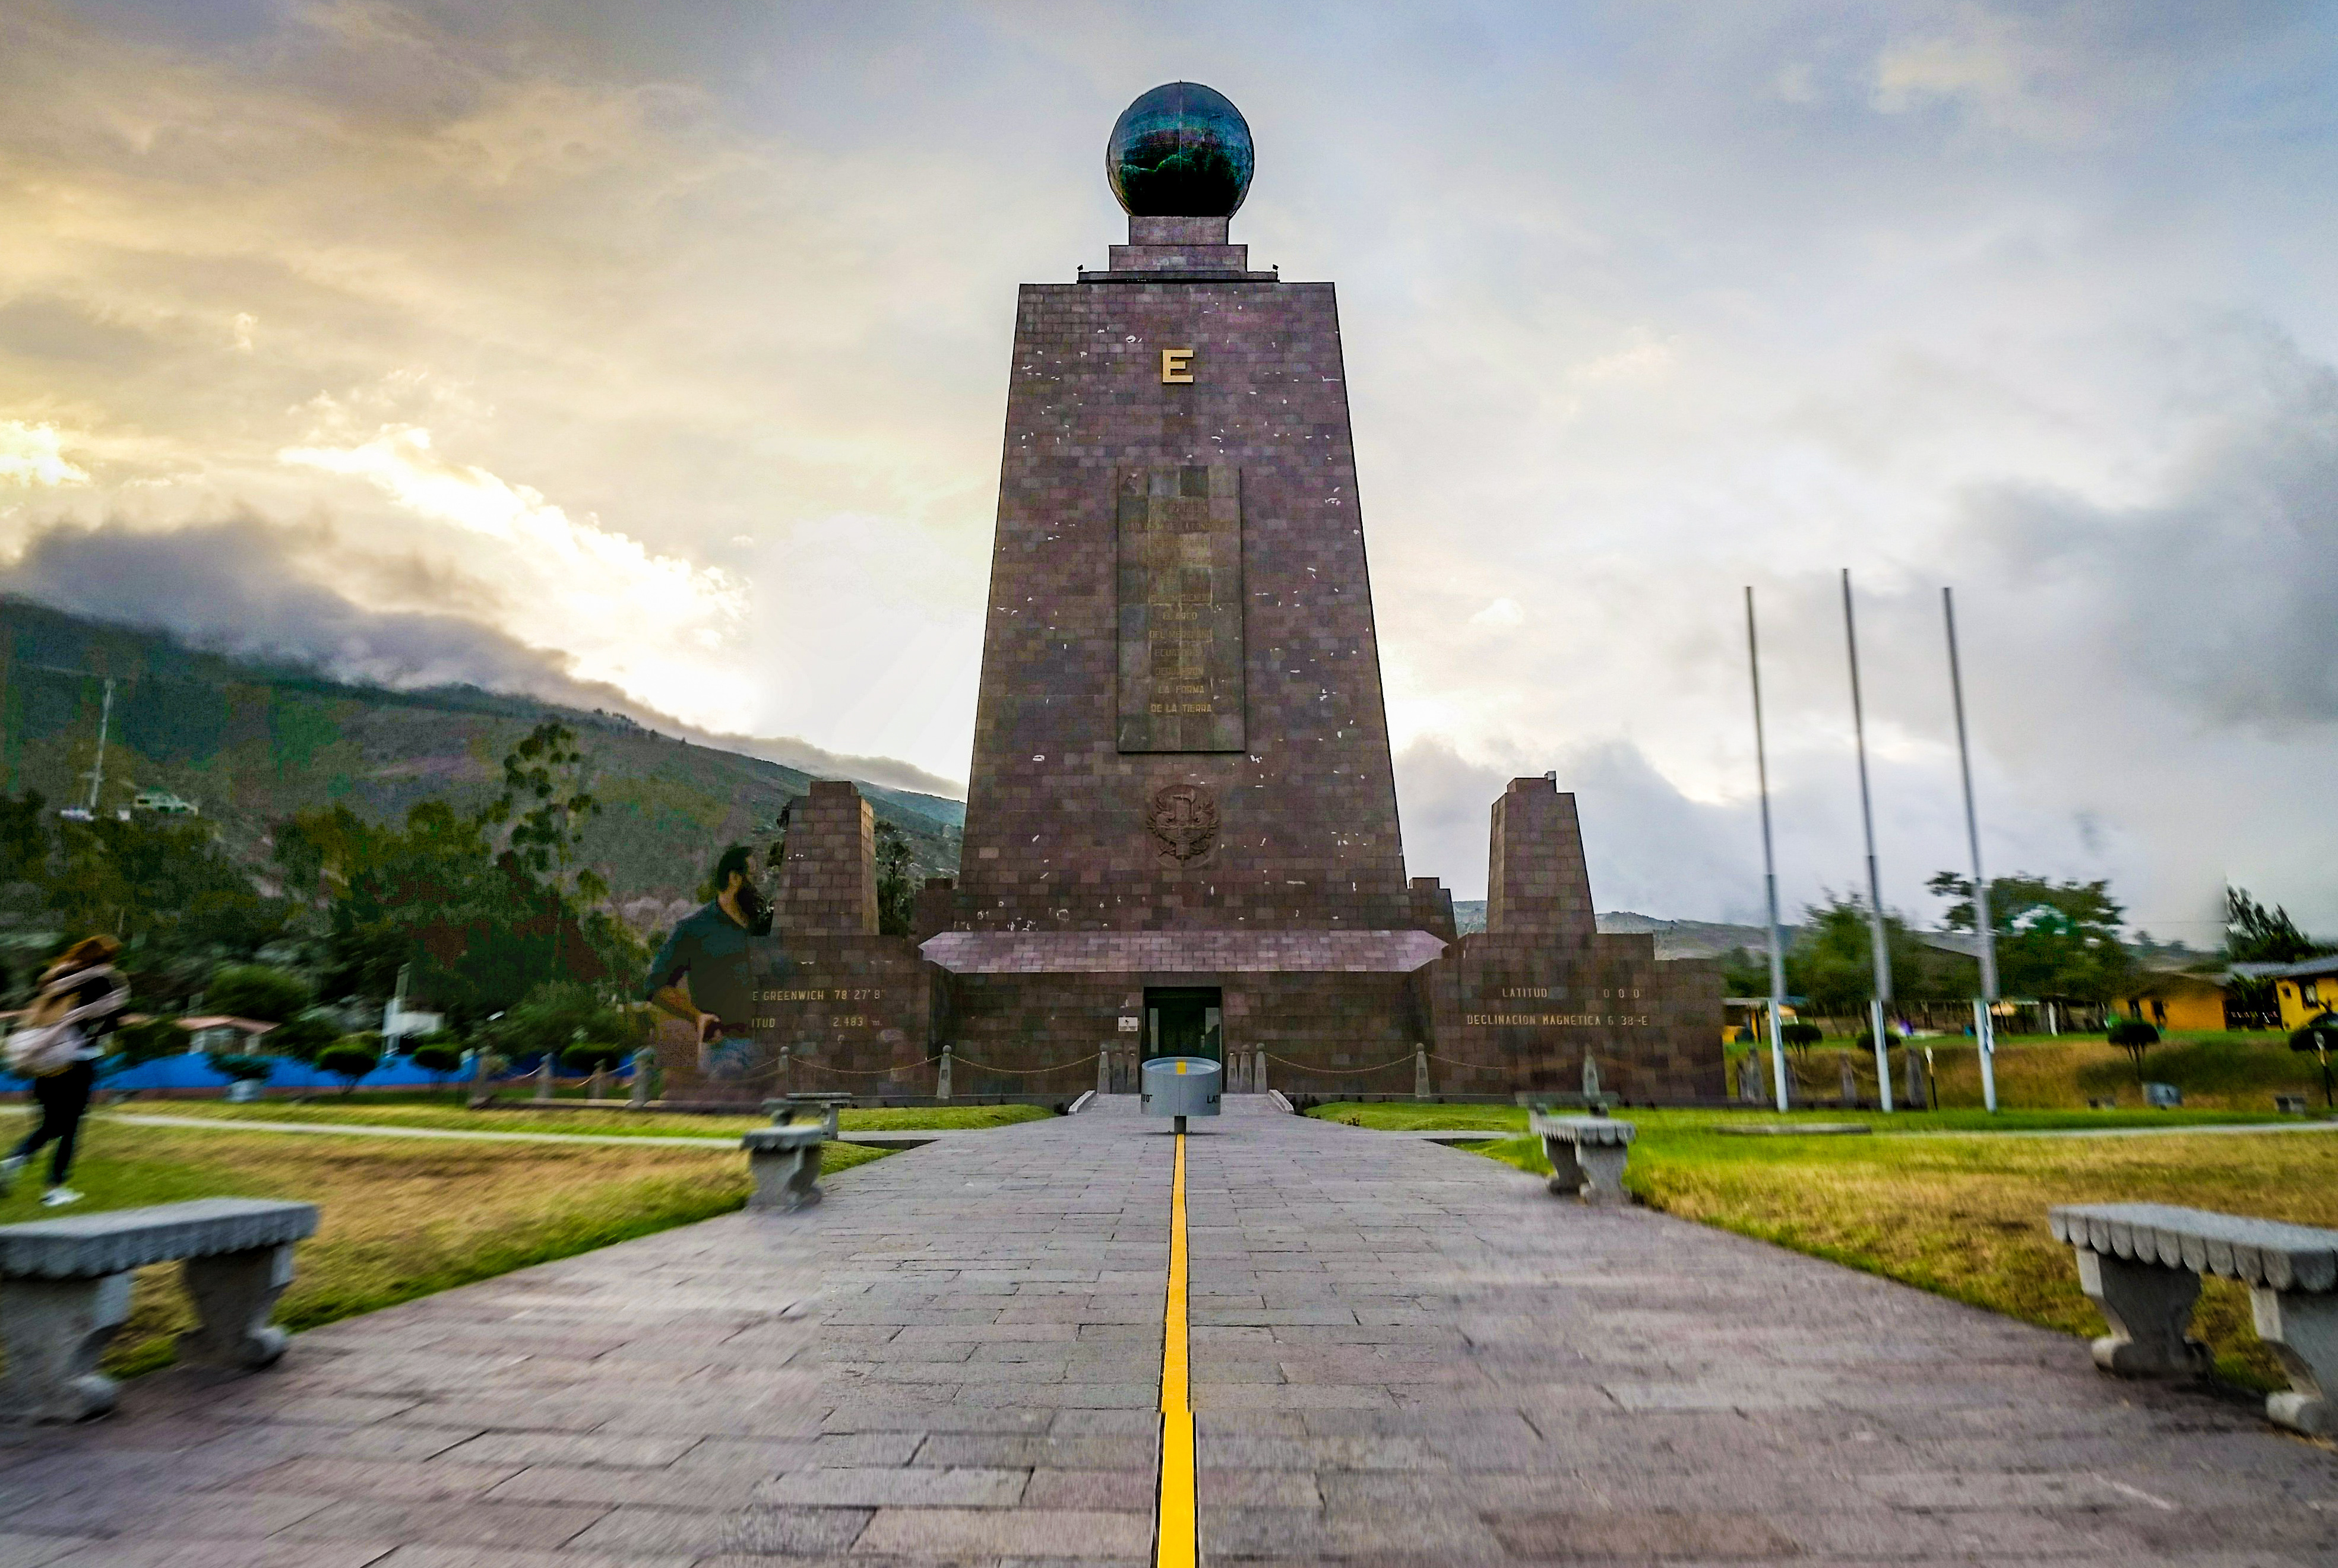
[{"xmin": 2, "ymin": 935, "xmax": 127, "ymax": 1206}]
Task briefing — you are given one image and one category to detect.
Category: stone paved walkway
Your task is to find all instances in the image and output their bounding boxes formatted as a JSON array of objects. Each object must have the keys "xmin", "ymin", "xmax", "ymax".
[{"xmin": 0, "ymin": 1096, "xmax": 2330, "ymax": 1564}]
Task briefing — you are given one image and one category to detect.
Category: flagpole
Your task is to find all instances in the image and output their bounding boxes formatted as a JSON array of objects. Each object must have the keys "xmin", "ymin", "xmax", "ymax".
[
  {"xmin": 1842, "ymin": 571, "xmax": 1895, "ymax": 1111},
  {"xmin": 1745, "ymin": 588, "xmax": 1790, "ymax": 1112},
  {"xmin": 1944, "ymin": 586, "xmax": 1999, "ymax": 1113}
]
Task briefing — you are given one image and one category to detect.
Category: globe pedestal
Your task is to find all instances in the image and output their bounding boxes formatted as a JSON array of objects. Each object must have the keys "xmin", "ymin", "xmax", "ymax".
[{"xmin": 1106, "ymin": 216, "xmax": 1254, "ymax": 277}]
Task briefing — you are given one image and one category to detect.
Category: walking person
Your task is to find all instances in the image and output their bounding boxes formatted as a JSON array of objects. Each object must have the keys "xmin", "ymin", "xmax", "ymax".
[
  {"xmin": 3, "ymin": 935, "xmax": 127, "ymax": 1206},
  {"xmin": 644, "ymin": 843, "xmax": 789, "ymax": 1081}
]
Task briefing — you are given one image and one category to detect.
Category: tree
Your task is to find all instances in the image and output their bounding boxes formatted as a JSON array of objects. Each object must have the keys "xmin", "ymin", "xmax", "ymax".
[
  {"xmin": 2108, "ymin": 1018, "xmax": 2160, "ymax": 1089},
  {"xmin": 318, "ymin": 1033, "xmax": 382, "ymax": 1096},
  {"xmin": 1929, "ymin": 871, "xmax": 2135, "ymax": 1006},
  {"xmin": 206, "ymin": 963, "xmax": 312, "ymax": 1023},
  {"xmin": 109, "ymin": 1015, "xmax": 187, "ymax": 1076},
  {"xmin": 498, "ymin": 981, "xmax": 628, "ymax": 1068},
  {"xmin": 0, "ymin": 790, "xmax": 49, "ymax": 890},
  {"xmin": 2226, "ymin": 886, "xmax": 2331, "ymax": 964},
  {"xmin": 264, "ymin": 1009, "xmax": 340, "ymax": 1066},
  {"xmin": 287, "ymin": 797, "xmax": 639, "ymax": 1028},
  {"xmin": 875, "ymin": 821, "xmax": 917, "ymax": 937},
  {"xmin": 49, "ymin": 814, "xmax": 285, "ymax": 961},
  {"xmin": 488, "ymin": 721, "xmax": 606, "ymax": 911},
  {"xmin": 1720, "ymin": 946, "xmax": 1773, "ymax": 999},
  {"xmin": 408, "ymin": 1034, "xmax": 464, "ymax": 1097},
  {"xmin": 1786, "ymin": 895, "xmax": 1970, "ymax": 1018}
]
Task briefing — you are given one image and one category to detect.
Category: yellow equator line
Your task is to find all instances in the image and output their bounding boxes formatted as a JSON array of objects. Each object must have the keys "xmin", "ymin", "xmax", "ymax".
[{"xmin": 1156, "ymin": 1130, "xmax": 1197, "ymax": 1567}]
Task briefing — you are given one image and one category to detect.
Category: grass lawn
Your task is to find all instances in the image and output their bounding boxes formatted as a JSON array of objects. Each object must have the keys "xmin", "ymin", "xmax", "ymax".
[
  {"xmin": 1309, "ymin": 1100, "xmax": 2338, "ymax": 1389},
  {"xmin": 1305, "ymin": 1101, "xmax": 2288, "ymax": 1135},
  {"xmin": 97, "ymin": 1098, "xmax": 1057, "ymax": 1138},
  {"xmin": 0, "ymin": 1116, "xmax": 887, "ymax": 1380},
  {"xmin": 1747, "ymin": 1029, "xmax": 2331, "ymax": 1113}
]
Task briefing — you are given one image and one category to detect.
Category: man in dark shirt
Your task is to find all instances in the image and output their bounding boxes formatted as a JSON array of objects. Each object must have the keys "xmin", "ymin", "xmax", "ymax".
[{"xmin": 643, "ymin": 844, "xmax": 789, "ymax": 1079}]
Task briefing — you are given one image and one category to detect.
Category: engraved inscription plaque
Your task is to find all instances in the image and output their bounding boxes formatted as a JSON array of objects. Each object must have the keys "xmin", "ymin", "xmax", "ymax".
[{"xmin": 1116, "ymin": 464, "xmax": 1245, "ymax": 752}]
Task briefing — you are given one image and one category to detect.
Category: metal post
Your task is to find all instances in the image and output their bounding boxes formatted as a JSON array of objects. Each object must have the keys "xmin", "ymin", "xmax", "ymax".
[
  {"xmin": 1840, "ymin": 571, "xmax": 1895, "ymax": 1111},
  {"xmin": 83, "ymin": 678, "xmax": 113, "ymax": 815},
  {"xmin": 1745, "ymin": 588, "xmax": 1791, "ymax": 1111},
  {"xmin": 1944, "ymin": 586, "xmax": 1999, "ymax": 1112}
]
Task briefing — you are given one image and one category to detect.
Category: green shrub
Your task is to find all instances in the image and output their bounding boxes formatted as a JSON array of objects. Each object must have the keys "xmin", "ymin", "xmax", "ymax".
[
  {"xmin": 1781, "ymin": 1022, "xmax": 1824, "ymax": 1049},
  {"xmin": 205, "ymin": 1052, "xmax": 274, "ymax": 1084},
  {"xmin": 110, "ymin": 1016, "xmax": 187, "ymax": 1072},
  {"xmin": 409, "ymin": 1041, "xmax": 463, "ymax": 1076},
  {"xmin": 205, "ymin": 964, "xmax": 314, "ymax": 1024},
  {"xmin": 318, "ymin": 1033, "xmax": 382, "ymax": 1095}
]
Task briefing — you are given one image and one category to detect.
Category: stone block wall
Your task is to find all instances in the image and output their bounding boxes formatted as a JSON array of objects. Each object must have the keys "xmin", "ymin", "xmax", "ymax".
[
  {"xmin": 655, "ymin": 933, "xmax": 942, "ymax": 1105},
  {"xmin": 952, "ymin": 242, "xmax": 1411, "ymax": 933},
  {"xmin": 776, "ymin": 779, "xmax": 877, "ymax": 936},
  {"xmin": 1409, "ymin": 877, "xmax": 1458, "ymax": 943},
  {"xmin": 941, "ymin": 967, "xmax": 1426, "ymax": 1098},
  {"xmin": 1487, "ymin": 777, "xmax": 1597, "ymax": 940},
  {"xmin": 1421, "ymin": 934, "xmax": 1727, "ymax": 1104}
]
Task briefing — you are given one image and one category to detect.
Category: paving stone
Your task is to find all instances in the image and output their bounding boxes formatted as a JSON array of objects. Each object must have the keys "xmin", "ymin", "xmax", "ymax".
[
  {"xmin": 238, "ymin": 1456, "xmax": 524, "ymax": 1500},
  {"xmin": 46, "ymin": 1542, "xmax": 390, "ymax": 1568},
  {"xmin": 369, "ymin": 1548, "xmax": 697, "ymax": 1568},
  {"xmin": 14, "ymin": 1096, "xmax": 2337, "ymax": 1565},
  {"xmin": 757, "ymin": 1465, "xmax": 1029, "ymax": 1507},
  {"xmin": 276, "ymin": 1497, "xmax": 608, "ymax": 1549},
  {"xmin": 436, "ymin": 1431, "xmax": 700, "ymax": 1468},
  {"xmin": 0, "ymin": 1540, "xmax": 94, "ymax": 1568},
  {"xmin": 564, "ymin": 1502, "xmax": 870, "ymax": 1556},
  {"xmin": 855, "ymin": 1503, "xmax": 1152, "ymax": 1557}
]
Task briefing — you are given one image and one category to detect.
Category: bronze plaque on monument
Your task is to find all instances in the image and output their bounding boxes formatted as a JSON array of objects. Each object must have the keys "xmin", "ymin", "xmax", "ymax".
[{"xmin": 1116, "ymin": 464, "xmax": 1245, "ymax": 752}]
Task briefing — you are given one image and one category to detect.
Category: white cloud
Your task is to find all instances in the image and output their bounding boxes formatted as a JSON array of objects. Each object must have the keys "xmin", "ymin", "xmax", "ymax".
[
  {"xmin": 279, "ymin": 426, "xmax": 750, "ymax": 726},
  {"xmin": 1469, "ymin": 597, "xmax": 1524, "ymax": 627},
  {"xmin": 0, "ymin": 423, "xmax": 90, "ymax": 488}
]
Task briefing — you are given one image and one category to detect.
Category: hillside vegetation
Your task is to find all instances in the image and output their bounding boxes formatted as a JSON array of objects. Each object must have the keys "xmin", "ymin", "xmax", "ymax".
[{"xmin": 0, "ymin": 598, "xmax": 961, "ymax": 923}]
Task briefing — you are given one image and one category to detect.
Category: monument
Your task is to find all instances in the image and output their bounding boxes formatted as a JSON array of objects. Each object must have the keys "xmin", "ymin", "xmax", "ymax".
[{"xmin": 653, "ymin": 84, "xmax": 1724, "ymax": 1106}]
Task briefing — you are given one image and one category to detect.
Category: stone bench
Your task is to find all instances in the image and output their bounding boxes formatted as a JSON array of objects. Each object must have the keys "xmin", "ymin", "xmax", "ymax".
[
  {"xmin": 0, "ymin": 1197, "xmax": 318, "ymax": 1422},
  {"xmin": 1528, "ymin": 1112, "xmax": 1636, "ymax": 1206},
  {"xmin": 764, "ymin": 1093, "xmax": 855, "ymax": 1138},
  {"xmin": 743, "ymin": 1124, "xmax": 825, "ymax": 1212},
  {"xmin": 2050, "ymin": 1202, "xmax": 2338, "ymax": 1434}
]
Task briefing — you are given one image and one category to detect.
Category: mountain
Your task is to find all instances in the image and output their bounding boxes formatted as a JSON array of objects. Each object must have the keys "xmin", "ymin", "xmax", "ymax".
[
  {"xmin": 1450, "ymin": 901, "xmax": 1787, "ymax": 956},
  {"xmin": 0, "ymin": 597, "xmax": 963, "ymax": 929}
]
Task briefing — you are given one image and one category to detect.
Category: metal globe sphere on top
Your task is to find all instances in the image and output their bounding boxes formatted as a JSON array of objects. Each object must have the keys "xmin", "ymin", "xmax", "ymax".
[{"xmin": 1106, "ymin": 82, "xmax": 1254, "ymax": 218}]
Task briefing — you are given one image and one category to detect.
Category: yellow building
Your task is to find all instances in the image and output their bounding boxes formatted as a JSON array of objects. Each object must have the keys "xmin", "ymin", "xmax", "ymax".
[
  {"xmin": 2114, "ymin": 971, "xmax": 2232, "ymax": 1033},
  {"xmin": 2260, "ymin": 956, "xmax": 2338, "ymax": 1030}
]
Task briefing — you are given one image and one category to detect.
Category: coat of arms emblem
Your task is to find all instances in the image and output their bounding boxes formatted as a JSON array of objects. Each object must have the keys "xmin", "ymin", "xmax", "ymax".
[{"xmin": 1146, "ymin": 783, "xmax": 1219, "ymax": 863}]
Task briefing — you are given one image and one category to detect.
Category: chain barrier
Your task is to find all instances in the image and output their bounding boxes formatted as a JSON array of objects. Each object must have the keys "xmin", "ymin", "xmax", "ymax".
[
  {"xmin": 790, "ymin": 1054, "xmax": 943, "ymax": 1078},
  {"xmin": 947, "ymin": 1051, "xmax": 1103, "ymax": 1075},
  {"xmin": 1261, "ymin": 1051, "xmax": 1417, "ymax": 1075}
]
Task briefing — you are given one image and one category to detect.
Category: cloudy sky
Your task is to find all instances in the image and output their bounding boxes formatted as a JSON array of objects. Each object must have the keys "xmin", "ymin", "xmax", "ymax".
[{"xmin": 2, "ymin": 1, "xmax": 2333, "ymax": 939}]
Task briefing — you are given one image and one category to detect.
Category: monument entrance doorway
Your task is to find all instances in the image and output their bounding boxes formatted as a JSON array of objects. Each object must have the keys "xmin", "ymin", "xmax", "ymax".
[{"xmin": 1146, "ymin": 987, "xmax": 1223, "ymax": 1065}]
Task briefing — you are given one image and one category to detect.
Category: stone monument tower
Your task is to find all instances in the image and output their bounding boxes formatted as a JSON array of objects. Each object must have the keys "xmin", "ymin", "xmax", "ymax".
[
  {"xmin": 953, "ymin": 81, "xmax": 1410, "ymax": 935},
  {"xmin": 659, "ymin": 84, "xmax": 1724, "ymax": 1107}
]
